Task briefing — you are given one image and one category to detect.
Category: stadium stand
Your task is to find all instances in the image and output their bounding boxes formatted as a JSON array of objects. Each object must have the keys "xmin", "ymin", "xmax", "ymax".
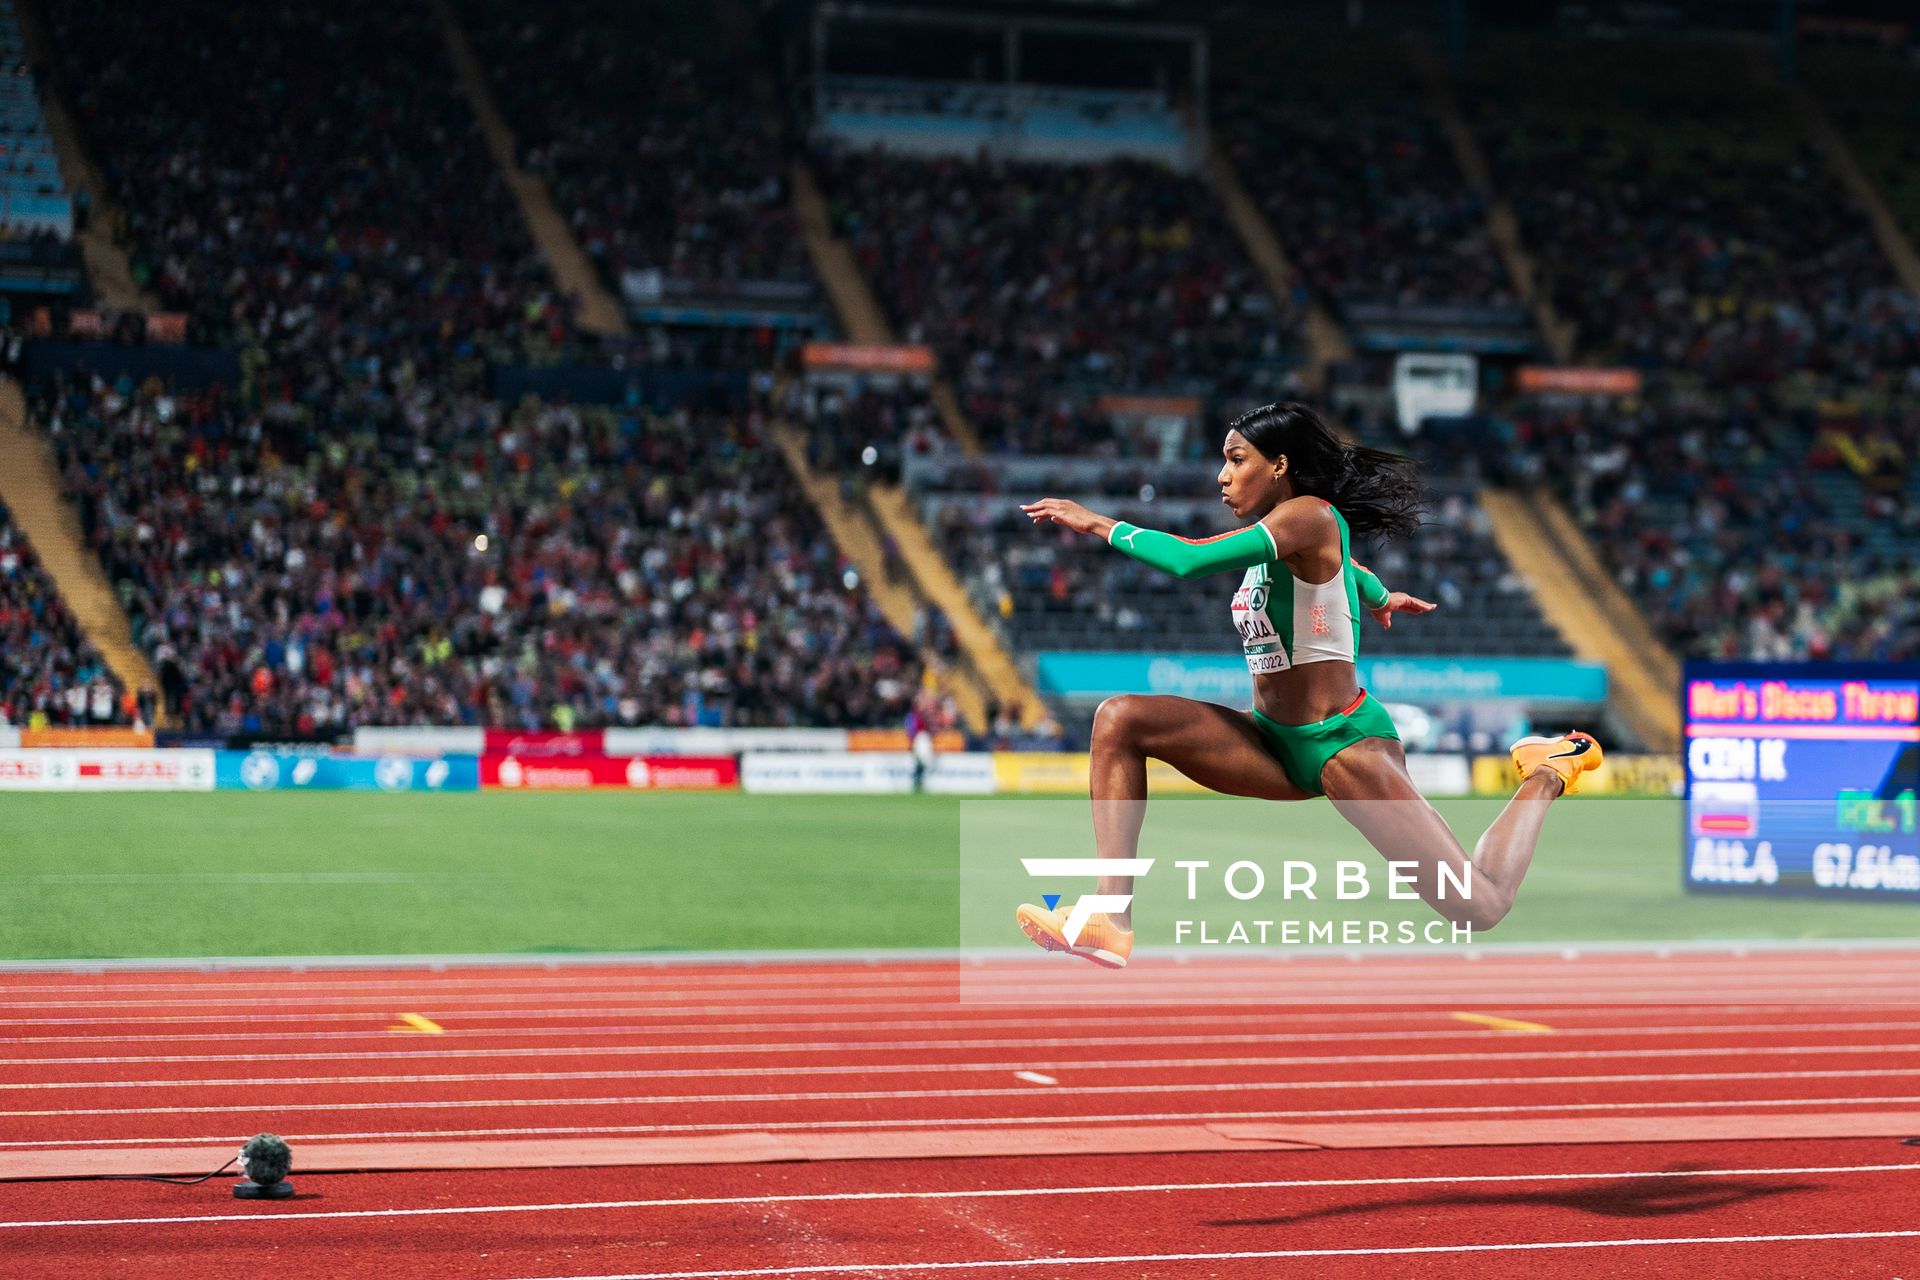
[
  {"xmin": 813, "ymin": 147, "xmax": 1304, "ymax": 453},
  {"xmin": 458, "ymin": 0, "xmax": 818, "ymax": 354},
  {"xmin": 0, "ymin": 496, "xmax": 127, "ymax": 727},
  {"xmin": 909, "ymin": 454, "xmax": 1570, "ymax": 662},
  {"xmin": 0, "ymin": 2, "xmax": 73, "ymax": 242},
  {"xmin": 1467, "ymin": 35, "xmax": 1920, "ymax": 383},
  {"xmin": 47, "ymin": 0, "xmax": 579, "ymax": 361},
  {"xmin": 1808, "ymin": 40, "xmax": 1920, "ymax": 257},
  {"xmin": 1215, "ymin": 24, "xmax": 1529, "ymax": 355},
  {"xmin": 1493, "ymin": 376, "xmax": 1920, "ymax": 663},
  {"xmin": 1441, "ymin": 34, "xmax": 1920, "ymax": 663},
  {"xmin": 41, "ymin": 372, "xmax": 921, "ymax": 734},
  {"xmin": 12, "ymin": 0, "xmax": 936, "ymax": 735},
  {"xmin": 779, "ymin": 375, "xmax": 943, "ymax": 481}
]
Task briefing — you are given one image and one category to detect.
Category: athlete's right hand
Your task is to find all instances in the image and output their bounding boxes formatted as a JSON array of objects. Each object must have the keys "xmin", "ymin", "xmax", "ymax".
[
  {"xmin": 1368, "ymin": 591, "xmax": 1438, "ymax": 629},
  {"xmin": 1020, "ymin": 498, "xmax": 1113, "ymax": 539}
]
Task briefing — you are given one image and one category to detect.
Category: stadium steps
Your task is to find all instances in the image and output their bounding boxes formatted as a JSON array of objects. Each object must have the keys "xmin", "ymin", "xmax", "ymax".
[
  {"xmin": 14, "ymin": 0, "xmax": 154, "ymax": 313},
  {"xmin": 866, "ymin": 481, "xmax": 1050, "ymax": 731},
  {"xmin": 785, "ymin": 151, "xmax": 1045, "ymax": 726},
  {"xmin": 1481, "ymin": 488, "xmax": 1678, "ymax": 754},
  {"xmin": 430, "ymin": 0, "xmax": 628, "ymax": 338},
  {"xmin": 1203, "ymin": 143, "xmax": 1352, "ymax": 392},
  {"xmin": 788, "ymin": 162, "xmax": 984, "ymax": 457},
  {"xmin": 0, "ymin": 378, "xmax": 163, "ymax": 721},
  {"xmin": 768, "ymin": 421, "xmax": 989, "ymax": 732},
  {"xmin": 1775, "ymin": 68, "xmax": 1920, "ymax": 302},
  {"xmin": 1405, "ymin": 39, "xmax": 1576, "ymax": 364}
]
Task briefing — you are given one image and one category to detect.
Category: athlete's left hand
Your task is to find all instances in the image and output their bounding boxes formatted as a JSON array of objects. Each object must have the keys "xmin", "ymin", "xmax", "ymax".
[{"xmin": 1368, "ymin": 592, "xmax": 1437, "ymax": 629}]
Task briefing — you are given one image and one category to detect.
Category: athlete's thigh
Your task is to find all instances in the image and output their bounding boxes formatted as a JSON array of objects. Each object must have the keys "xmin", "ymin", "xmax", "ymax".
[
  {"xmin": 1112, "ymin": 695, "xmax": 1311, "ymax": 802},
  {"xmin": 1318, "ymin": 737, "xmax": 1476, "ymax": 909}
]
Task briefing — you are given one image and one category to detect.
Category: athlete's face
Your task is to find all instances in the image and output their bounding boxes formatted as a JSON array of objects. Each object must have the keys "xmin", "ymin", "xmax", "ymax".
[{"xmin": 1218, "ymin": 430, "xmax": 1287, "ymax": 520}]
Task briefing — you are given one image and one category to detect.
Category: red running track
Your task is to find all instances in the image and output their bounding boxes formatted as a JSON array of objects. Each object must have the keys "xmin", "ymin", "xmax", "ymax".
[{"xmin": 2, "ymin": 948, "xmax": 1919, "ymax": 1277}]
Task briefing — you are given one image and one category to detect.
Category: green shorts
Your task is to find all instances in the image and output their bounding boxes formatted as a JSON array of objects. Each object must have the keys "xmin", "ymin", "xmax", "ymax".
[{"xmin": 1250, "ymin": 691, "xmax": 1400, "ymax": 797}]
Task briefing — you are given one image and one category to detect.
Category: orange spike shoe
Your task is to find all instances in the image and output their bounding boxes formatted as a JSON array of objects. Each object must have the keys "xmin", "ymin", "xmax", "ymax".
[
  {"xmin": 1015, "ymin": 901, "xmax": 1134, "ymax": 969},
  {"xmin": 1510, "ymin": 731, "xmax": 1603, "ymax": 794}
]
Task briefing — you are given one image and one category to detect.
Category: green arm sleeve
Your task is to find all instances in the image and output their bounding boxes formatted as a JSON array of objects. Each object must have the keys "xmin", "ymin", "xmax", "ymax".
[
  {"xmin": 1352, "ymin": 562, "xmax": 1391, "ymax": 611},
  {"xmin": 1107, "ymin": 521, "xmax": 1279, "ymax": 581}
]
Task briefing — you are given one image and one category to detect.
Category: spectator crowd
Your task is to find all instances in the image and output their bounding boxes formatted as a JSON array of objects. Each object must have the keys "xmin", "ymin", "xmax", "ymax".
[
  {"xmin": 52, "ymin": 0, "xmax": 580, "ymax": 364},
  {"xmin": 1470, "ymin": 36, "xmax": 1920, "ymax": 386},
  {"xmin": 0, "ymin": 500, "xmax": 128, "ymax": 728},
  {"xmin": 460, "ymin": 0, "xmax": 812, "ymax": 307},
  {"xmin": 45, "ymin": 371, "xmax": 921, "ymax": 735},
  {"xmin": 1495, "ymin": 379, "xmax": 1920, "ymax": 662},
  {"xmin": 815, "ymin": 148, "xmax": 1302, "ymax": 454},
  {"xmin": 1217, "ymin": 28, "xmax": 1519, "ymax": 319}
]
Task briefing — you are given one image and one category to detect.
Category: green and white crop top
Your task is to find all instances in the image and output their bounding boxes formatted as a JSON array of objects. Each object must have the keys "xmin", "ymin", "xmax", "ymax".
[{"xmin": 1107, "ymin": 501, "xmax": 1390, "ymax": 675}]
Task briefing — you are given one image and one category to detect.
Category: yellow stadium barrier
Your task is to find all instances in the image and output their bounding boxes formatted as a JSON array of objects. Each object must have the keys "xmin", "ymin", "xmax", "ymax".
[
  {"xmin": 1471, "ymin": 753, "xmax": 1683, "ymax": 798},
  {"xmin": 992, "ymin": 752, "xmax": 1211, "ymax": 795}
]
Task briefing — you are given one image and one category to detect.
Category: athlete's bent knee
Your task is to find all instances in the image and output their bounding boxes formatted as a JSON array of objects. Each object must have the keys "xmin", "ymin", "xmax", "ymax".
[{"xmin": 1092, "ymin": 695, "xmax": 1150, "ymax": 749}]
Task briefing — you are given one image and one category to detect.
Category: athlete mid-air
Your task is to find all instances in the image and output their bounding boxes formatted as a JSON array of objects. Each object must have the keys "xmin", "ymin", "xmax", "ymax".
[{"xmin": 1015, "ymin": 402, "xmax": 1600, "ymax": 967}]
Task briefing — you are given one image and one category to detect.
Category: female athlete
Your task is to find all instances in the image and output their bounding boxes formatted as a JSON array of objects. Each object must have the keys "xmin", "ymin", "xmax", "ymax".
[{"xmin": 1014, "ymin": 402, "xmax": 1600, "ymax": 967}]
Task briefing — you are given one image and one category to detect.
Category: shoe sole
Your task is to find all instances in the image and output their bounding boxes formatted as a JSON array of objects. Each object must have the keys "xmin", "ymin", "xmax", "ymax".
[{"xmin": 1017, "ymin": 913, "xmax": 1129, "ymax": 969}]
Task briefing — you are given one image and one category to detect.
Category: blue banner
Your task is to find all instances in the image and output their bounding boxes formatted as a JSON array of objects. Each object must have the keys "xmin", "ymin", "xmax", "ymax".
[
  {"xmin": 214, "ymin": 752, "xmax": 479, "ymax": 793},
  {"xmin": 1034, "ymin": 653, "xmax": 1608, "ymax": 704}
]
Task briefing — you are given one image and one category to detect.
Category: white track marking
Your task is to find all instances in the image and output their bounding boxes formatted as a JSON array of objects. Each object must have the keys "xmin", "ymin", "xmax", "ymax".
[
  {"xmin": 1, "ymin": 1006, "xmax": 1907, "ymax": 1045},
  {"xmin": 13, "ymin": 1041, "xmax": 1920, "ymax": 1091},
  {"xmin": 497, "ymin": 1232, "xmax": 1920, "ymax": 1278},
  {"xmin": 6, "ymin": 996, "xmax": 1914, "ymax": 1029},
  {"xmin": 3, "ymin": 1162, "xmax": 1915, "ymax": 1231},
  {"xmin": 12, "ymin": 969, "xmax": 1920, "ymax": 1009},
  {"xmin": 6, "ymin": 1091, "xmax": 1916, "ymax": 1147},
  {"xmin": 1, "ymin": 938, "xmax": 1915, "ymax": 979},
  {"xmin": 0, "ymin": 937, "xmax": 1913, "ymax": 974},
  {"xmin": 6, "ymin": 1065, "xmax": 1916, "ymax": 1117}
]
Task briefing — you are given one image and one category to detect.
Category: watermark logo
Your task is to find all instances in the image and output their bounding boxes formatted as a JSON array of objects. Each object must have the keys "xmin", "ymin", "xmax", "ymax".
[
  {"xmin": 1019, "ymin": 856, "xmax": 1477, "ymax": 948},
  {"xmin": 1021, "ymin": 858, "xmax": 1154, "ymax": 945}
]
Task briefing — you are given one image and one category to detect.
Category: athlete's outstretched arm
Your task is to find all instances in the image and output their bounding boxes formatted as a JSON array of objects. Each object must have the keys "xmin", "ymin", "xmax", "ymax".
[
  {"xmin": 1021, "ymin": 495, "xmax": 1320, "ymax": 581},
  {"xmin": 1104, "ymin": 521, "xmax": 1276, "ymax": 580}
]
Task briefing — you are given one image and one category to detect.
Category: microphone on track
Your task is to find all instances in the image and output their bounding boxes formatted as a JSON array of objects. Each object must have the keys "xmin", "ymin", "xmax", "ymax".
[{"xmin": 234, "ymin": 1134, "xmax": 294, "ymax": 1200}]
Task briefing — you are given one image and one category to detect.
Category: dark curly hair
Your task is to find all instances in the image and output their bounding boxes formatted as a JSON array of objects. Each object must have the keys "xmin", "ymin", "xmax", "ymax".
[{"xmin": 1227, "ymin": 401, "xmax": 1424, "ymax": 540}]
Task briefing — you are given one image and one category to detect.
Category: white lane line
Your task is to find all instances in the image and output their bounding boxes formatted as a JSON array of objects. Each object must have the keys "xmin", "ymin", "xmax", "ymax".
[
  {"xmin": 5, "ymin": 1066, "xmax": 1913, "ymax": 1117},
  {"xmin": 11, "ymin": 971, "xmax": 1920, "ymax": 1013},
  {"xmin": 4, "ymin": 1163, "xmax": 1916, "ymax": 1231},
  {"xmin": 15, "ymin": 1042, "xmax": 1920, "ymax": 1092},
  {"xmin": 5, "ymin": 1091, "xmax": 1915, "ymax": 1148},
  {"xmin": 2, "ymin": 1007, "xmax": 1908, "ymax": 1046},
  {"xmin": 1, "ymin": 938, "xmax": 1912, "ymax": 973},
  {"xmin": 14, "ymin": 1019, "xmax": 1920, "ymax": 1064},
  {"xmin": 10, "ymin": 974, "xmax": 1920, "ymax": 1010},
  {"xmin": 5, "ymin": 953, "xmax": 1916, "ymax": 994},
  {"xmin": 10, "ymin": 954, "xmax": 1913, "ymax": 996},
  {"xmin": 7, "ymin": 996, "xmax": 1916, "ymax": 1029},
  {"xmin": 497, "ymin": 1231, "xmax": 1920, "ymax": 1278}
]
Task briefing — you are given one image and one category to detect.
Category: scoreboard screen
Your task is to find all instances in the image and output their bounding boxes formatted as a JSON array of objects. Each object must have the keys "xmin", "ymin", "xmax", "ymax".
[{"xmin": 1683, "ymin": 662, "xmax": 1920, "ymax": 898}]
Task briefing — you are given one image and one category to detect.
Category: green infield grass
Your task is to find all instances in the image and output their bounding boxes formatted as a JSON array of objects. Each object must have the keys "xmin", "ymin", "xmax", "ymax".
[{"xmin": 1, "ymin": 792, "xmax": 1914, "ymax": 960}]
